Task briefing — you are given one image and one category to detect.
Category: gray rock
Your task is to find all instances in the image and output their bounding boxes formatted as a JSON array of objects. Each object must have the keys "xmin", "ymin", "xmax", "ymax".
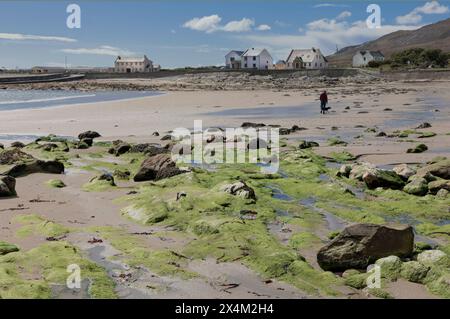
[
  {"xmin": 392, "ymin": 164, "xmax": 416, "ymax": 180},
  {"xmin": 317, "ymin": 223, "xmax": 414, "ymax": 271},
  {"xmin": 0, "ymin": 175, "xmax": 16, "ymax": 197},
  {"xmin": 78, "ymin": 131, "xmax": 101, "ymax": 140},
  {"xmin": 134, "ymin": 154, "xmax": 183, "ymax": 182},
  {"xmin": 362, "ymin": 169, "xmax": 405, "ymax": 190},
  {"xmin": 403, "ymin": 177, "xmax": 428, "ymax": 196},
  {"xmin": 221, "ymin": 181, "xmax": 256, "ymax": 200},
  {"xmin": 5, "ymin": 160, "xmax": 64, "ymax": 177}
]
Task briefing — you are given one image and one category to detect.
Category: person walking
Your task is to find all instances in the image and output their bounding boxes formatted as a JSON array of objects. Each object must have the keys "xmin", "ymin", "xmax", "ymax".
[{"xmin": 320, "ymin": 90, "xmax": 328, "ymax": 114}]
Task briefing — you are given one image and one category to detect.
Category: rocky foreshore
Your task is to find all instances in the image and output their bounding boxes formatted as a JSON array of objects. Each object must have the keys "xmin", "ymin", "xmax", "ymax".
[
  {"xmin": 1, "ymin": 71, "xmax": 388, "ymax": 92},
  {"xmin": 0, "ymin": 126, "xmax": 449, "ymax": 299}
]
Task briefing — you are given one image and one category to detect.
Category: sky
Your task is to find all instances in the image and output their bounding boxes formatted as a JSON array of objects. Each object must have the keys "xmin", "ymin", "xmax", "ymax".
[{"xmin": 0, "ymin": 0, "xmax": 449, "ymax": 69}]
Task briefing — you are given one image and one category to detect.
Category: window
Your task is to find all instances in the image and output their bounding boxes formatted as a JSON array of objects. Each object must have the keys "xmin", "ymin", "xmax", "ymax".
[
  {"xmin": 245, "ymin": 64, "xmax": 247, "ymax": 68},
  {"xmin": 253, "ymin": 56, "xmax": 256, "ymax": 61},
  {"xmin": 230, "ymin": 57, "xmax": 235, "ymax": 61},
  {"xmin": 253, "ymin": 63, "xmax": 256, "ymax": 68}
]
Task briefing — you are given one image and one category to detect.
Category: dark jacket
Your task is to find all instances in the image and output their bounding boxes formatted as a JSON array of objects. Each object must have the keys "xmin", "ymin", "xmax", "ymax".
[{"xmin": 320, "ymin": 92, "xmax": 328, "ymax": 103}]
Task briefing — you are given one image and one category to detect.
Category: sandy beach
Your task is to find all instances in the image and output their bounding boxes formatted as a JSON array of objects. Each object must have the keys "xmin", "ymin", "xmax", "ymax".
[
  {"xmin": 1, "ymin": 80, "xmax": 449, "ymax": 164},
  {"xmin": 0, "ymin": 76, "xmax": 449, "ymax": 300}
]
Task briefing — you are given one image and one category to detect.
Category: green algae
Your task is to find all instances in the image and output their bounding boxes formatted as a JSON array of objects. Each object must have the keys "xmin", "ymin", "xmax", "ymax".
[
  {"xmin": 46, "ymin": 179, "xmax": 66, "ymax": 188},
  {"xmin": 367, "ymin": 288, "xmax": 394, "ymax": 299},
  {"xmin": 87, "ymin": 226, "xmax": 196, "ymax": 279},
  {"xmin": 328, "ymin": 151, "xmax": 356, "ymax": 163},
  {"xmin": 327, "ymin": 137, "xmax": 348, "ymax": 146},
  {"xmin": 0, "ymin": 242, "xmax": 19, "ymax": 255},
  {"xmin": 0, "ymin": 241, "xmax": 116, "ymax": 299},
  {"xmin": 13, "ymin": 214, "xmax": 70, "ymax": 239}
]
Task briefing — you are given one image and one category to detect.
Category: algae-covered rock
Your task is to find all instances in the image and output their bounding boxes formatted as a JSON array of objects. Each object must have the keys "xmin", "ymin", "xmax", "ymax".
[
  {"xmin": 362, "ymin": 169, "xmax": 405, "ymax": 190},
  {"xmin": 337, "ymin": 164, "xmax": 352, "ymax": 178},
  {"xmin": 342, "ymin": 269, "xmax": 361, "ymax": 278},
  {"xmin": 11, "ymin": 141, "xmax": 26, "ymax": 148},
  {"xmin": 220, "ymin": 181, "xmax": 256, "ymax": 200},
  {"xmin": 400, "ymin": 261, "xmax": 429, "ymax": 283},
  {"xmin": 436, "ymin": 188, "xmax": 449, "ymax": 199},
  {"xmin": 0, "ymin": 241, "xmax": 19, "ymax": 255},
  {"xmin": 407, "ymin": 144, "xmax": 428, "ymax": 154},
  {"xmin": 344, "ymin": 273, "xmax": 368, "ymax": 289},
  {"xmin": 375, "ymin": 255, "xmax": 402, "ymax": 280},
  {"xmin": 348, "ymin": 162, "xmax": 377, "ymax": 181},
  {"xmin": 403, "ymin": 177, "xmax": 428, "ymax": 196},
  {"xmin": 426, "ymin": 273, "xmax": 450, "ymax": 299},
  {"xmin": 5, "ymin": 160, "xmax": 64, "ymax": 177},
  {"xmin": 122, "ymin": 205, "xmax": 168, "ymax": 224},
  {"xmin": 366, "ymin": 288, "xmax": 394, "ymax": 299},
  {"xmin": 0, "ymin": 175, "xmax": 16, "ymax": 197},
  {"xmin": 417, "ymin": 250, "xmax": 449, "ymax": 267},
  {"xmin": 113, "ymin": 169, "xmax": 131, "ymax": 180},
  {"xmin": 416, "ymin": 159, "xmax": 450, "ymax": 179},
  {"xmin": 46, "ymin": 179, "xmax": 66, "ymax": 188},
  {"xmin": 83, "ymin": 174, "xmax": 116, "ymax": 192},
  {"xmin": 317, "ymin": 223, "xmax": 414, "ymax": 271},
  {"xmin": 428, "ymin": 179, "xmax": 450, "ymax": 195},
  {"xmin": 0, "ymin": 148, "xmax": 34, "ymax": 165},
  {"xmin": 298, "ymin": 140, "xmax": 319, "ymax": 149}
]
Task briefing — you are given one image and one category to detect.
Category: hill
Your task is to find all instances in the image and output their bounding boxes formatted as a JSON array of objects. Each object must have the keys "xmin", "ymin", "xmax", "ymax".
[{"xmin": 327, "ymin": 18, "xmax": 450, "ymax": 66}]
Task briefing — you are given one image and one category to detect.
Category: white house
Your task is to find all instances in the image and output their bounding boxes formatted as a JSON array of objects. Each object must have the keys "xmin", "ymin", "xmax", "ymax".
[
  {"xmin": 286, "ymin": 48, "xmax": 328, "ymax": 69},
  {"xmin": 225, "ymin": 50, "xmax": 244, "ymax": 69},
  {"xmin": 241, "ymin": 48, "xmax": 273, "ymax": 70},
  {"xmin": 352, "ymin": 50, "xmax": 385, "ymax": 67},
  {"xmin": 114, "ymin": 55, "xmax": 155, "ymax": 73}
]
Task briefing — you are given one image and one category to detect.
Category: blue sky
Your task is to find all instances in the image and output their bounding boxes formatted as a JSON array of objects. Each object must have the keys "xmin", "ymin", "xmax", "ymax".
[{"xmin": 0, "ymin": 1, "xmax": 449, "ymax": 69}]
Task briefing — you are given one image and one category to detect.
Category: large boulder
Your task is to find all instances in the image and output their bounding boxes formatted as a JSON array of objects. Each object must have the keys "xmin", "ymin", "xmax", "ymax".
[
  {"xmin": 348, "ymin": 162, "xmax": 377, "ymax": 181},
  {"xmin": 416, "ymin": 159, "xmax": 450, "ymax": 180},
  {"xmin": 317, "ymin": 223, "xmax": 414, "ymax": 271},
  {"xmin": 133, "ymin": 154, "xmax": 183, "ymax": 182},
  {"xmin": 417, "ymin": 250, "xmax": 449, "ymax": 267},
  {"xmin": 403, "ymin": 177, "xmax": 428, "ymax": 196},
  {"xmin": 78, "ymin": 131, "xmax": 101, "ymax": 140},
  {"xmin": 392, "ymin": 164, "xmax": 416, "ymax": 180},
  {"xmin": 362, "ymin": 169, "xmax": 405, "ymax": 190},
  {"xmin": 427, "ymin": 179, "xmax": 450, "ymax": 195},
  {"xmin": 0, "ymin": 175, "xmax": 16, "ymax": 197},
  {"xmin": 108, "ymin": 142, "xmax": 131, "ymax": 156},
  {"xmin": 5, "ymin": 160, "xmax": 64, "ymax": 177},
  {"xmin": 220, "ymin": 181, "xmax": 256, "ymax": 200},
  {"xmin": 0, "ymin": 149, "xmax": 34, "ymax": 165}
]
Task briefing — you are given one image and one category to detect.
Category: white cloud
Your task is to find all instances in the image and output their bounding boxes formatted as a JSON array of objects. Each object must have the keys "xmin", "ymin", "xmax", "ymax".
[
  {"xmin": 313, "ymin": 3, "xmax": 350, "ymax": 8},
  {"xmin": 396, "ymin": 12, "xmax": 423, "ymax": 25},
  {"xmin": 336, "ymin": 11, "xmax": 352, "ymax": 21},
  {"xmin": 60, "ymin": 45, "xmax": 136, "ymax": 56},
  {"xmin": 396, "ymin": 1, "xmax": 449, "ymax": 25},
  {"xmin": 256, "ymin": 24, "xmax": 271, "ymax": 31},
  {"xmin": 183, "ymin": 15, "xmax": 256, "ymax": 33},
  {"xmin": 416, "ymin": 0, "xmax": 449, "ymax": 14},
  {"xmin": 183, "ymin": 14, "xmax": 222, "ymax": 33},
  {"xmin": 0, "ymin": 33, "xmax": 76, "ymax": 42},
  {"xmin": 222, "ymin": 18, "xmax": 255, "ymax": 32}
]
